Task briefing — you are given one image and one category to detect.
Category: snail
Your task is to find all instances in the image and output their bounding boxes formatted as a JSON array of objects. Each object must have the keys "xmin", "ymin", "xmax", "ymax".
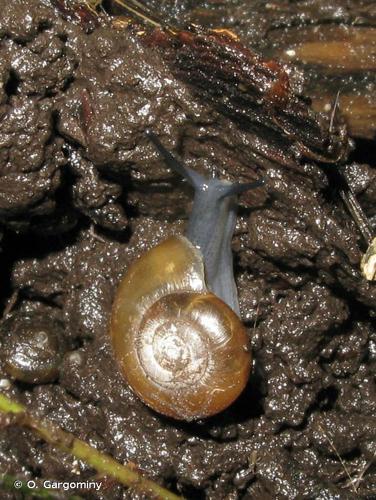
[
  {"xmin": 1, "ymin": 311, "xmax": 64, "ymax": 385},
  {"xmin": 110, "ymin": 131, "xmax": 264, "ymax": 420}
]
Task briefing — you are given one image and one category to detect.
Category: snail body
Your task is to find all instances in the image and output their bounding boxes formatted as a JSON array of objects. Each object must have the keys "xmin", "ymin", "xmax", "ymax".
[{"xmin": 110, "ymin": 132, "xmax": 263, "ymax": 420}]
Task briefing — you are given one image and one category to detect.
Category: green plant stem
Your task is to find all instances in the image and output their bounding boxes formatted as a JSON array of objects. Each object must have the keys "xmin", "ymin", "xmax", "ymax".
[{"xmin": 0, "ymin": 394, "xmax": 182, "ymax": 500}]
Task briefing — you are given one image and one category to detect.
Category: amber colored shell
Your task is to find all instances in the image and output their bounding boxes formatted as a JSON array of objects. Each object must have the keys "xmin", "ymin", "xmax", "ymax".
[{"xmin": 110, "ymin": 235, "xmax": 251, "ymax": 420}]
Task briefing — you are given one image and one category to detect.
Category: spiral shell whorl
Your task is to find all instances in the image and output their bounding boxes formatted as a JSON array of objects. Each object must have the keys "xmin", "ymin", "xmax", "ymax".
[
  {"xmin": 137, "ymin": 294, "xmax": 212, "ymax": 387},
  {"xmin": 110, "ymin": 236, "xmax": 251, "ymax": 420}
]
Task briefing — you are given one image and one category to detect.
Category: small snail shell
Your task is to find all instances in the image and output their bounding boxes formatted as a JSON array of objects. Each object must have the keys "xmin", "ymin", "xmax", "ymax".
[
  {"xmin": 110, "ymin": 131, "xmax": 263, "ymax": 420},
  {"xmin": 1, "ymin": 312, "xmax": 63, "ymax": 384},
  {"xmin": 110, "ymin": 235, "xmax": 250, "ymax": 420}
]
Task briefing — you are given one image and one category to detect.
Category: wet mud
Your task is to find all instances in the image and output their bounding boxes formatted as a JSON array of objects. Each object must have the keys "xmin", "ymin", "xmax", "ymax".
[{"xmin": 0, "ymin": 1, "xmax": 375, "ymax": 498}]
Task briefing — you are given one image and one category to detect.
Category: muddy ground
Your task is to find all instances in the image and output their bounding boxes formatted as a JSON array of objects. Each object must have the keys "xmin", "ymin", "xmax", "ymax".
[{"xmin": 0, "ymin": 0, "xmax": 375, "ymax": 498}]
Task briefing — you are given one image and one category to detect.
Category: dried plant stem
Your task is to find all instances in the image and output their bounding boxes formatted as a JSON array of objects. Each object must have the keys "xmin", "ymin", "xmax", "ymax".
[
  {"xmin": 326, "ymin": 165, "xmax": 374, "ymax": 247},
  {"xmin": 0, "ymin": 394, "xmax": 183, "ymax": 500},
  {"xmin": 338, "ymin": 184, "xmax": 373, "ymax": 245}
]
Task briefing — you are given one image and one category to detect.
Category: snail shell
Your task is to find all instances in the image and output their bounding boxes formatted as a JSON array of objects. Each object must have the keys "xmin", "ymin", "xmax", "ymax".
[
  {"xmin": 1, "ymin": 311, "xmax": 63, "ymax": 384},
  {"xmin": 110, "ymin": 235, "xmax": 251, "ymax": 421}
]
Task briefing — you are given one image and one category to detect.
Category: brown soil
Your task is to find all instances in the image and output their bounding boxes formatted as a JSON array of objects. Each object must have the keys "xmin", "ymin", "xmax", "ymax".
[{"xmin": 0, "ymin": 1, "xmax": 375, "ymax": 499}]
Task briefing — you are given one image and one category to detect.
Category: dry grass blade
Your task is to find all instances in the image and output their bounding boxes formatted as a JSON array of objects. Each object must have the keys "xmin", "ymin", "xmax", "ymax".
[
  {"xmin": 113, "ymin": 0, "xmax": 163, "ymax": 28},
  {"xmin": 84, "ymin": 0, "xmax": 102, "ymax": 13},
  {"xmin": 343, "ymin": 451, "xmax": 375, "ymax": 492},
  {"xmin": 317, "ymin": 423, "xmax": 357, "ymax": 494},
  {"xmin": 352, "ymin": 455, "xmax": 374, "ymax": 491}
]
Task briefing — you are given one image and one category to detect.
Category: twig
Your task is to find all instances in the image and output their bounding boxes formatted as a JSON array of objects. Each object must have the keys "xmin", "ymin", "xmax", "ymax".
[{"xmin": 0, "ymin": 394, "xmax": 183, "ymax": 500}]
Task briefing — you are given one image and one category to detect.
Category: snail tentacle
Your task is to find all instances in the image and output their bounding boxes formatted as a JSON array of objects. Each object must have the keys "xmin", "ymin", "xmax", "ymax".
[{"xmin": 145, "ymin": 129, "xmax": 206, "ymax": 188}]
